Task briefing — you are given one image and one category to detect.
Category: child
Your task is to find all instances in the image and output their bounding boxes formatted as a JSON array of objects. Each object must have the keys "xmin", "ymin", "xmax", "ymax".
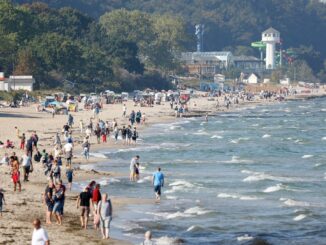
[
  {"xmin": 65, "ymin": 166, "xmax": 74, "ymax": 191},
  {"xmin": 0, "ymin": 189, "xmax": 5, "ymax": 216},
  {"xmin": 20, "ymin": 133, "xmax": 26, "ymax": 150},
  {"xmin": 101, "ymin": 131, "xmax": 107, "ymax": 143}
]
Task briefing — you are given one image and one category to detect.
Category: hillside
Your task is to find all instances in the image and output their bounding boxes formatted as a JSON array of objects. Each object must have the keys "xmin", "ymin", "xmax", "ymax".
[{"xmin": 15, "ymin": 0, "xmax": 326, "ymax": 73}]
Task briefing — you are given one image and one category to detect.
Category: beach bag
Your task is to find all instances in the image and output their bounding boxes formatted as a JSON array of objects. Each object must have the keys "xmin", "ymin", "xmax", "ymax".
[
  {"xmin": 34, "ymin": 152, "xmax": 41, "ymax": 162},
  {"xmin": 94, "ymin": 213, "xmax": 100, "ymax": 226}
]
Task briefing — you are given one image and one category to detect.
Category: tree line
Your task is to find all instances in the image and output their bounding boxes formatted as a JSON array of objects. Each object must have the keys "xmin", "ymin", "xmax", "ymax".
[
  {"xmin": 0, "ymin": 1, "xmax": 189, "ymax": 92},
  {"xmin": 15, "ymin": 0, "xmax": 326, "ymax": 82}
]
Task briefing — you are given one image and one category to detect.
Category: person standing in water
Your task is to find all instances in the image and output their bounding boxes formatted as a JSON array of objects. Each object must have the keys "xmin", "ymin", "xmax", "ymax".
[
  {"xmin": 152, "ymin": 167, "xmax": 164, "ymax": 201},
  {"xmin": 130, "ymin": 156, "xmax": 140, "ymax": 182}
]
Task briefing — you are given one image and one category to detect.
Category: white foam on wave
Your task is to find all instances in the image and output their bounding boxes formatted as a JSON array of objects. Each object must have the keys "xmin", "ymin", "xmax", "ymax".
[
  {"xmin": 165, "ymin": 180, "xmax": 200, "ymax": 194},
  {"xmin": 186, "ymin": 225, "xmax": 202, "ymax": 232},
  {"xmin": 282, "ymin": 198, "xmax": 310, "ymax": 207},
  {"xmin": 137, "ymin": 175, "xmax": 152, "ymax": 183},
  {"xmin": 262, "ymin": 134, "xmax": 271, "ymax": 138},
  {"xmin": 237, "ymin": 234, "xmax": 254, "ymax": 242},
  {"xmin": 242, "ymin": 170, "xmax": 300, "ymax": 183},
  {"xmin": 263, "ymin": 184, "xmax": 283, "ymax": 193},
  {"xmin": 211, "ymin": 135, "xmax": 223, "ymax": 139},
  {"xmin": 169, "ymin": 180, "xmax": 195, "ymax": 188},
  {"xmin": 302, "ymin": 155, "xmax": 313, "ymax": 159},
  {"xmin": 293, "ymin": 214, "xmax": 307, "ymax": 221},
  {"xmin": 184, "ymin": 206, "xmax": 211, "ymax": 215},
  {"xmin": 217, "ymin": 193, "xmax": 261, "ymax": 201},
  {"xmin": 89, "ymin": 152, "xmax": 107, "ymax": 158},
  {"xmin": 219, "ymin": 156, "xmax": 253, "ymax": 164},
  {"xmin": 166, "ymin": 195, "xmax": 178, "ymax": 200},
  {"xmin": 155, "ymin": 236, "xmax": 179, "ymax": 245},
  {"xmin": 322, "ymin": 137, "xmax": 326, "ymax": 141},
  {"xmin": 147, "ymin": 206, "xmax": 211, "ymax": 221},
  {"xmin": 229, "ymin": 137, "xmax": 250, "ymax": 144}
]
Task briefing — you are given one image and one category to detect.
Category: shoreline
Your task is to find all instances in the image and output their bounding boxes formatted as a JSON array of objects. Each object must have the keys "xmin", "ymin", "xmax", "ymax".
[{"xmin": 0, "ymin": 90, "xmax": 326, "ymax": 244}]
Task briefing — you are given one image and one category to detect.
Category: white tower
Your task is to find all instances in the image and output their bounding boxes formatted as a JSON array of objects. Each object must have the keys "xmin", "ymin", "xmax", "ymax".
[{"xmin": 262, "ymin": 27, "xmax": 280, "ymax": 69}]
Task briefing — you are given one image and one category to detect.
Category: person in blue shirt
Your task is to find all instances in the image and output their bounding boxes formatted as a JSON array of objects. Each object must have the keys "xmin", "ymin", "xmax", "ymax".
[{"xmin": 152, "ymin": 167, "xmax": 164, "ymax": 201}]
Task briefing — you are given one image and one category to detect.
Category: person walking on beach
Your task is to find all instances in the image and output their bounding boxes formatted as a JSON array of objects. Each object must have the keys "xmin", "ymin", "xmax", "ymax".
[
  {"xmin": 76, "ymin": 187, "xmax": 92, "ymax": 229},
  {"xmin": 0, "ymin": 188, "xmax": 5, "ymax": 217},
  {"xmin": 79, "ymin": 120, "xmax": 84, "ymax": 134},
  {"xmin": 152, "ymin": 167, "xmax": 164, "ymax": 201},
  {"xmin": 63, "ymin": 139, "xmax": 73, "ymax": 167},
  {"xmin": 65, "ymin": 166, "xmax": 74, "ymax": 191},
  {"xmin": 122, "ymin": 104, "xmax": 127, "ymax": 117},
  {"xmin": 11, "ymin": 160, "xmax": 21, "ymax": 192},
  {"xmin": 32, "ymin": 219, "xmax": 50, "ymax": 245},
  {"xmin": 44, "ymin": 180, "xmax": 54, "ymax": 224},
  {"xmin": 68, "ymin": 114, "xmax": 74, "ymax": 127},
  {"xmin": 130, "ymin": 156, "xmax": 140, "ymax": 182},
  {"xmin": 21, "ymin": 150, "xmax": 32, "ymax": 182},
  {"xmin": 53, "ymin": 180, "xmax": 65, "ymax": 225},
  {"xmin": 92, "ymin": 184, "xmax": 102, "ymax": 215},
  {"xmin": 82, "ymin": 138, "xmax": 90, "ymax": 160},
  {"xmin": 97, "ymin": 193, "xmax": 113, "ymax": 239},
  {"xmin": 20, "ymin": 133, "xmax": 26, "ymax": 150},
  {"xmin": 132, "ymin": 127, "xmax": 138, "ymax": 145}
]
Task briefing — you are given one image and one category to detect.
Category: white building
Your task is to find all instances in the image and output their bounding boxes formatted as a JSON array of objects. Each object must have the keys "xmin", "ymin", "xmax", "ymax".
[
  {"xmin": 181, "ymin": 51, "xmax": 233, "ymax": 70},
  {"xmin": 0, "ymin": 74, "xmax": 35, "ymax": 92},
  {"xmin": 262, "ymin": 27, "xmax": 280, "ymax": 70},
  {"xmin": 244, "ymin": 73, "xmax": 260, "ymax": 84}
]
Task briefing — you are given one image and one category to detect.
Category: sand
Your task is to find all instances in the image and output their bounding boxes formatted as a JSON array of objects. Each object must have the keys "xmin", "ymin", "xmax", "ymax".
[{"xmin": 0, "ymin": 86, "xmax": 325, "ymax": 244}]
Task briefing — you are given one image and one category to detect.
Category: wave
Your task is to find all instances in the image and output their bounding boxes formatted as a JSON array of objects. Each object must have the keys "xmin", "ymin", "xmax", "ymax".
[
  {"xmin": 237, "ymin": 234, "xmax": 254, "ymax": 242},
  {"xmin": 165, "ymin": 180, "xmax": 200, "ymax": 194},
  {"xmin": 302, "ymin": 155, "xmax": 314, "ymax": 159},
  {"xmin": 211, "ymin": 135, "xmax": 223, "ymax": 139},
  {"xmin": 293, "ymin": 214, "xmax": 307, "ymax": 221},
  {"xmin": 322, "ymin": 137, "xmax": 326, "ymax": 141},
  {"xmin": 166, "ymin": 195, "xmax": 178, "ymax": 200},
  {"xmin": 217, "ymin": 193, "xmax": 261, "ymax": 201},
  {"xmin": 88, "ymin": 152, "xmax": 108, "ymax": 158},
  {"xmin": 263, "ymin": 184, "xmax": 284, "ymax": 193},
  {"xmin": 147, "ymin": 206, "xmax": 211, "ymax": 220},
  {"xmin": 230, "ymin": 137, "xmax": 250, "ymax": 144},
  {"xmin": 186, "ymin": 225, "xmax": 204, "ymax": 232},
  {"xmin": 262, "ymin": 134, "xmax": 271, "ymax": 138},
  {"xmin": 155, "ymin": 236, "xmax": 184, "ymax": 245},
  {"xmin": 242, "ymin": 170, "xmax": 301, "ymax": 183},
  {"xmin": 137, "ymin": 175, "xmax": 152, "ymax": 183},
  {"xmin": 218, "ymin": 156, "xmax": 253, "ymax": 164},
  {"xmin": 184, "ymin": 206, "xmax": 212, "ymax": 215},
  {"xmin": 281, "ymin": 198, "xmax": 311, "ymax": 207}
]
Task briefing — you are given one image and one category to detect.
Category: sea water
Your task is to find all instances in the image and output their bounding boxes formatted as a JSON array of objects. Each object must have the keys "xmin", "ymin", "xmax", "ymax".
[{"xmin": 85, "ymin": 98, "xmax": 326, "ymax": 244}]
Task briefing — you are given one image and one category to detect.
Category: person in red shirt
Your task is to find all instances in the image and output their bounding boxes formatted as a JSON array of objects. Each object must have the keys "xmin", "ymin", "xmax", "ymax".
[{"xmin": 92, "ymin": 184, "xmax": 101, "ymax": 229}]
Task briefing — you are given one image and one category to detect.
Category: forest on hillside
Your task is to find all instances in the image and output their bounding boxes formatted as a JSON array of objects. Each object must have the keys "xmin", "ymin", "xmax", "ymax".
[
  {"xmin": 4, "ymin": 0, "xmax": 326, "ymax": 90},
  {"xmin": 1, "ymin": 1, "xmax": 190, "ymax": 91}
]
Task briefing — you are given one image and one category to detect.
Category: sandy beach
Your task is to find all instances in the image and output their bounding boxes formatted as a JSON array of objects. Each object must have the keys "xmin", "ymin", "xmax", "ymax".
[{"xmin": 0, "ymin": 87, "xmax": 326, "ymax": 244}]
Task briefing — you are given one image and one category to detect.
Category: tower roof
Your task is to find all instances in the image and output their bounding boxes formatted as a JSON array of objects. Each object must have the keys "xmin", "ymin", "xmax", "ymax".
[{"xmin": 262, "ymin": 27, "xmax": 280, "ymax": 35}]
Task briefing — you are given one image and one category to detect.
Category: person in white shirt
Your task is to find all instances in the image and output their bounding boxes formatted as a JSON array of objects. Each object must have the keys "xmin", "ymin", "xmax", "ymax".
[
  {"xmin": 32, "ymin": 219, "xmax": 50, "ymax": 245},
  {"xmin": 63, "ymin": 141, "xmax": 73, "ymax": 167},
  {"xmin": 21, "ymin": 151, "xmax": 32, "ymax": 181}
]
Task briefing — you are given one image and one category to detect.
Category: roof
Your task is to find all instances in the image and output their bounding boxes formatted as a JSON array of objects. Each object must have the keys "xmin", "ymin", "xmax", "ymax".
[
  {"xmin": 233, "ymin": 55, "xmax": 261, "ymax": 62},
  {"xmin": 181, "ymin": 52, "xmax": 233, "ymax": 61},
  {"xmin": 262, "ymin": 27, "xmax": 279, "ymax": 34},
  {"xmin": 7, "ymin": 76, "xmax": 35, "ymax": 84}
]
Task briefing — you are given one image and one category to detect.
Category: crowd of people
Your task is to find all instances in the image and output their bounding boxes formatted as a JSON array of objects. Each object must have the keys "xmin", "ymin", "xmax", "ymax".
[{"xmin": 0, "ymin": 101, "xmax": 168, "ymax": 244}]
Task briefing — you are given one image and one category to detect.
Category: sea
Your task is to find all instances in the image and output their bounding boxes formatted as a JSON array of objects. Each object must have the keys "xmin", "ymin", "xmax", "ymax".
[{"xmin": 77, "ymin": 97, "xmax": 326, "ymax": 245}]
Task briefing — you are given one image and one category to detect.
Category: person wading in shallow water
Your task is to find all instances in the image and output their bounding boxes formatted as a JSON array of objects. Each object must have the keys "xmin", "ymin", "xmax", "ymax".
[{"xmin": 152, "ymin": 167, "xmax": 164, "ymax": 202}]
